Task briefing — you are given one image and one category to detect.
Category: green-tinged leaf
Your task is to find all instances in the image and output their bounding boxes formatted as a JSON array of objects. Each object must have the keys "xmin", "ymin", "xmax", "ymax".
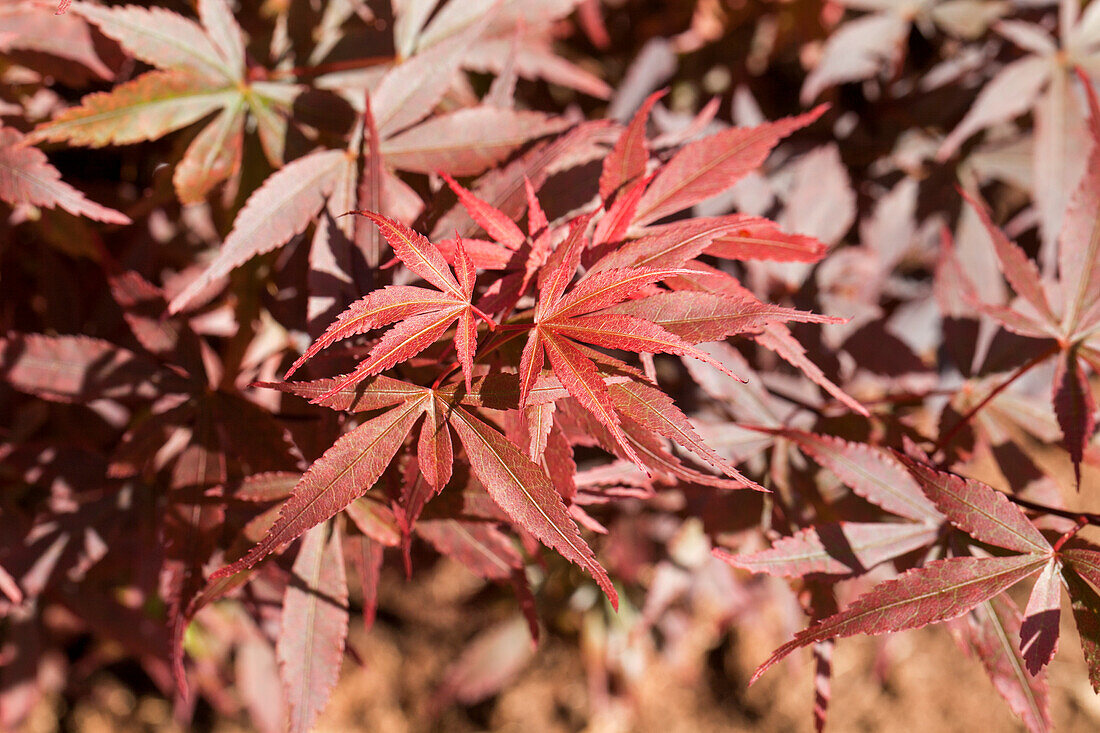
[
  {"xmin": 172, "ymin": 98, "xmax": 245, "ymax": 204},
  {"xmin": 72, "ymin": 0, "xmax": 231, "ymax": 80},
  {"xmin": 28, "ymin": 70, "xmax": 234, "ymax": 148}
]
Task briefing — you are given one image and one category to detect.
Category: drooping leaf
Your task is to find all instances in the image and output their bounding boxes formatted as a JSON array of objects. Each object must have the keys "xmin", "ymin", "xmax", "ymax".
[
  {"xmin": 276, "ymin": 523, "xmax": 349, "ymax": 733},
  {"xmin": 753, "ymin": 323, "xmax": 869, "ymax": 417},
  {"xmin": 346, "ymin": 533, "xmax": 384, "ymax": 632},
  {"xmin": 417, "ymin": 519, "xmax": 522, "ymax": 581},
  {"xmin": 950, "ymin": 596, "xmax": 1052, "ymax": 733},
  {"xmin": 608, "ymin": 378, "xmax": 758, "ymax": 487},
  {"xmin": 1062, "ymin": 567, "xmax": 1100, "ymax": 693},
  {"xmin": 1052, "ymin": 348, "xmax": 1097, "ymax": 488}
]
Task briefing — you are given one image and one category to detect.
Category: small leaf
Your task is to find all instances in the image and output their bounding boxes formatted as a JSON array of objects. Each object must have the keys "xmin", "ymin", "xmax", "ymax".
[
  {"xmin": 1020, "ymin": 559, "xmax": 1061, "ymax": 675},
  {"xmin": 753, "ymin": 323, "xmax": 869, "ymax": 416}
]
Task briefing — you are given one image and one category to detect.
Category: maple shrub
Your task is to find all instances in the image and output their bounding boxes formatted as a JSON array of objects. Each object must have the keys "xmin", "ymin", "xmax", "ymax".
[{"xmin": 3, "ymin": 0, "xmax": 1100, "ymax": 731}]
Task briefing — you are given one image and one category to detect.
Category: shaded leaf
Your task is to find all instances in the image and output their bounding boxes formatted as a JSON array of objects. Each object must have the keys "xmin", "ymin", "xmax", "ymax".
[
  {"xmin": 277, "ymin": 523, "xmax": 348, "ymax": 733},
  {"xmin": 1020, "ymin": 559, "xmax": 1061, "ymax": 675},
  {"xmin": 717, "ymin": 522, "xmax": 940, "ymax": 578},
  {"xmin": 0, "ymin": 126, "xmax": 129, "ymax": 223}
]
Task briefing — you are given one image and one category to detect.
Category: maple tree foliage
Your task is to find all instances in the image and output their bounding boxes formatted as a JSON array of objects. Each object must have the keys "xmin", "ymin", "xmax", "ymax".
[{"xmin": 4, "ymin": 0, "xmax": 1100, "ymax": 732}]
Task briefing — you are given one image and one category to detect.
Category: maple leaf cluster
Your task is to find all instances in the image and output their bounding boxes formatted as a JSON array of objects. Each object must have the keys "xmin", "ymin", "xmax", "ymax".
[{"xmin": 2, "ymin": 0, "xmax": 1100, "ymax": 732}]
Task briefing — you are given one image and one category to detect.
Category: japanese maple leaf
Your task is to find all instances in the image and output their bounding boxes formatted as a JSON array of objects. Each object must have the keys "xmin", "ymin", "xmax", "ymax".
[
  {"xmin": 0, "ymin": 124, "xmax": 129, "ymax": 224},
  {"xmin": 752, "ymin": 455, "xmax": 1067, "ymax": 687},
  {"xmin": 0, "ymin": 0, "xmax": 113, "ymax": 79},
  {"xmin": 513, "ymin": 214, "xmax": 765, "ymax": 470},
  {"xmin": 936, "ymin": 2, "xmax": 1100, "ymax": 265},
  {"xmin": 393, "ymin": 0, "xmax": 612, "ymax": 99},
  {"xmin": 800, "ymin": 0, "xmax": 1005, "ymax": 105},
  {"xmin": 286, "ymin": 213, "xmax": 493, "ymax": 396},
  {"xmin": 953, "ymin": 132, "xmax": 1100, "ymax": 484},
  {"xmin": 26, "ymin": 0, "xmax": 300, "ymax": 203},
  {"xmin": 166, "ymin": 21, "xmax": 569, "ymax": 314}
]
